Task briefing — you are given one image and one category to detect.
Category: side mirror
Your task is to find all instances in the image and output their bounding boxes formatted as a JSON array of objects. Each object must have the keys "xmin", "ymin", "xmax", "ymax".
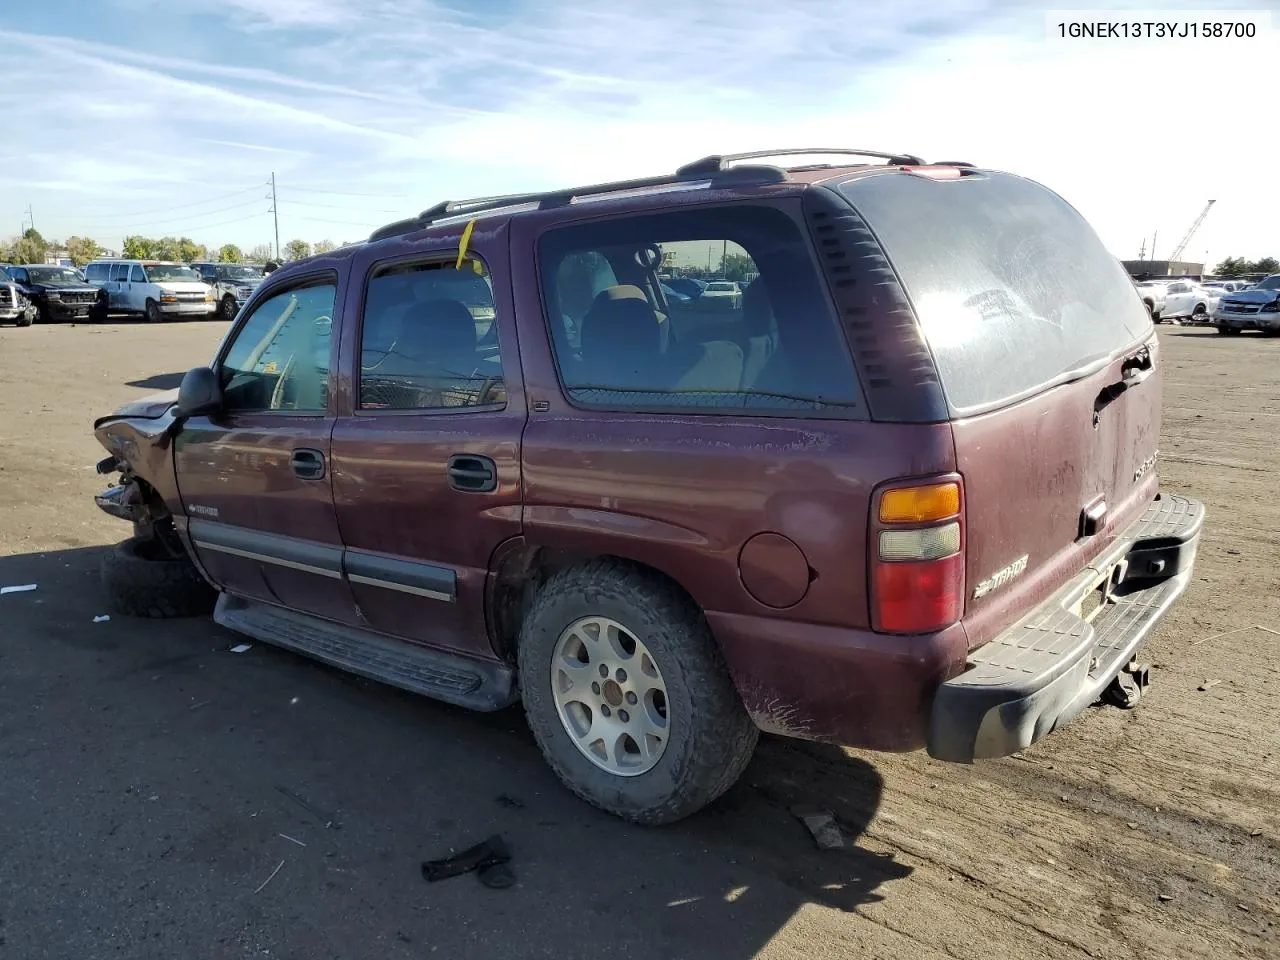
[{"xmin": 176, "ymin": 366, "xmax": 222, "ymax": 418}]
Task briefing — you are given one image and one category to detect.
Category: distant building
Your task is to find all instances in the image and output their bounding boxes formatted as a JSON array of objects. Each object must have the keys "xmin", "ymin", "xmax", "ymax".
[{"xmin": 1122, "ymin": 259, "xmax": 1204, "ymax": 279}]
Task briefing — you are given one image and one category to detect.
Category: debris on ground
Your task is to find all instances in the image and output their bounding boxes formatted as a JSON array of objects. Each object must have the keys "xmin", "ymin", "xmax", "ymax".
[
  {"xmin": 1197, "ymin": 679, "xmax": 1221, "ymax": 692},
  {"xmin": 93, "ymin": 614, "xmax": 111, "ymax": 623},
  {"xmin": 229, "ymin": 643, "xmax": 252, "ymax": 654},
  {"xmin": 495, "ymin": 793, "xmax": 525, "ymax": 809},
  {"xmin": 1158, "ymin": 893, "xmax": 1174, "ymax": 902},
  {"xmin": 254, "ymin": 858, "xmax": 286, "ymax": 894},
  {"xmin": 791, "ymin": 806, "xmax": 847, "ymax": 851},
  {"xmin": 422, "ymin": 835, "xmax": 515, "ymax": 889},
  {"xmin": 278, "ymin": 833, "xmax": 307, "ymax": 848},
  {"xmin": 0, "ymin": 584, "xmax": 37, "ymax": 595},
  {"xmin": 275, "ymin": 785, "xmax": 340, "ymax": 830}
]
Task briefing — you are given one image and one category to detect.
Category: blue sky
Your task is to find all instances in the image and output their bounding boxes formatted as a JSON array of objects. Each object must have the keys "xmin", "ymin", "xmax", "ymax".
[{"xmin": 2, "ymin": 0, "xmax": 1278, "ymax": 263}]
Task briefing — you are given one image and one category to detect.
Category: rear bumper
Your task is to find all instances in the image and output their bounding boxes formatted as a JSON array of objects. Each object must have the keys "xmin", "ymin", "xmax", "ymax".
[{"xmin": 927, "ymin": 494, "xmax": 1204, "ymax": 763}]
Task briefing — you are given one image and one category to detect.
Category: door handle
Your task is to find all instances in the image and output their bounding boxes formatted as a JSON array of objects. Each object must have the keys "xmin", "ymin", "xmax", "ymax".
[
  {"xmin": 291, "ymin": 448, "xmax": 326, "ymax": 480},
  {"xmin": 447, "ymin": 454, "xmax": 497, "ymax": 493}
]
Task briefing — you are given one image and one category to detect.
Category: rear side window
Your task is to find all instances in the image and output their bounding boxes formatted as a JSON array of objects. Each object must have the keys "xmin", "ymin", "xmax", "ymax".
[
  {"xmin": 112, "ymin": 263, "xmax": 131, "ymax": 282},
  {"xmin": 537, "ymin": 204, "xmax": 864, "ymax": 416},
  {"xmin": 838, "ymin": 172, "xmax": 1152, "ymax": 413}
]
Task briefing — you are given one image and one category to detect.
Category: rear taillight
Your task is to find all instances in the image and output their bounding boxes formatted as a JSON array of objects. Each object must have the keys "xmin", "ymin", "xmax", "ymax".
[{"xmin": 871, "ymin": 478, "xmax": 965, "ymax": 634}]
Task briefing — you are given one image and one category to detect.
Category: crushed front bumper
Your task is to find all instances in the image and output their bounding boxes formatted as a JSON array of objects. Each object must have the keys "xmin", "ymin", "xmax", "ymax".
[{"xmin": 928, "ymin": 494, "xmax": 1205, "ymax": 763}]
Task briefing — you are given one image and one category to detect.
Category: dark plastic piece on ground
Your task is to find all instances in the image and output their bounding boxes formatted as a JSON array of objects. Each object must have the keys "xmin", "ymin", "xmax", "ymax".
[{"xmin": 422, "ymin": 834, "xmax": 512, "ymax": 885}]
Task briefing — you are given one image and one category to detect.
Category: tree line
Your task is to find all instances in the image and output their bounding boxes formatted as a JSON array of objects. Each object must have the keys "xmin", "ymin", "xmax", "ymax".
[
  {"xmin": 1, "ymin": 229, "xmax": 340, "ymax": 267},
  {"xmin": 1211, "ymin": 256, "xmax": 1279, "ymax": 277}
]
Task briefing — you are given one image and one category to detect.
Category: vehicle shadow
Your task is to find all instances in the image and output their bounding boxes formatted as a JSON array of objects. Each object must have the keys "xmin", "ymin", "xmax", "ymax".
[
  {"xmin": 125, "ymin": 372, "xmax": 185, "ymax": 390},
  {"xmin": 0, "ymin": 545, "xmax": 911, "ymax": 960}
]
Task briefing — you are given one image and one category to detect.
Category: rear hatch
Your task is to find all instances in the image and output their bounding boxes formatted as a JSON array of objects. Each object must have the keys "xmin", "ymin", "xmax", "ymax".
[{"xmin": 837, "ymin": 170, "xmax": 1159, "ymax": 647}]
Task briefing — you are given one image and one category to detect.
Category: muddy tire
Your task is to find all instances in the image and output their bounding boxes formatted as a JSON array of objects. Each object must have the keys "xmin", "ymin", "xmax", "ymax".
[
  {"xmin": 517, "ymin": 559, "xmax": 758, "ymax": 825},
  {"xmin": 15, "ymin": 307, "xmax": 33, "ymax": 328},
  {"xmin": 144, "ymin": 299, "xmax": 163, "ymax": 324},
  {"xmin": 100, "ymin": 537, "xmax": 217, "ymax": 619}
]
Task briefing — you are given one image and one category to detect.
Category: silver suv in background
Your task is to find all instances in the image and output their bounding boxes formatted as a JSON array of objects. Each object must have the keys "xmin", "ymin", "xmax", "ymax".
[
  {"xmin": 84, "ymin": 260, "xmax": 215, "ymax": 323},
  {"xmin": 1213, "ymin": 274, "xmax": 1280, "ymax": 335},
  {"xmin": 191, "ymin": 262, "xmax": 266, "ymax": 321}
]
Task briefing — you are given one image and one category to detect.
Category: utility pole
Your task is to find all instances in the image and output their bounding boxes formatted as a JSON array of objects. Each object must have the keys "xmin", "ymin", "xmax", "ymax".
[
  {"xmin": 270, "ymin": 172, "xmax": 280, "ymax": 260},
  {"xmin": 1150, "ymin": 230, "xmax": 1157, "ymax": 262},
  {"xmin": 1138, "ymin": 239, "xmax": 1146, "ymax": 260},
  {"xmin": 21, "ymin": 204, "xmax": 34, "ymax": 235}
]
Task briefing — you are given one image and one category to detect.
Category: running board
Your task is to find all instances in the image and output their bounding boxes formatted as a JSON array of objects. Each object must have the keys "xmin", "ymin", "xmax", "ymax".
[{"xmin": 214, "ymin": 594, "xmax": 516, "ymax": 711}]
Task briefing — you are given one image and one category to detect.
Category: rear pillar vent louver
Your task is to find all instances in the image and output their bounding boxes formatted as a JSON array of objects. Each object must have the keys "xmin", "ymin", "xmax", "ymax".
[{"xmin": 802, "ymin": 187, "xmax": 948, "ymax": 423}]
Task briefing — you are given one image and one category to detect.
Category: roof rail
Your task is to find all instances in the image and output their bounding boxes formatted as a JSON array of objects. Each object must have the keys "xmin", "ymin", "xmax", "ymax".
[
  {"xmin": 367, "ymin": 164, "xmax": 788, "ymax": 242},
  {"xmin": 676, "ymin": 148, "xmax": 926, "ymax": 176}
]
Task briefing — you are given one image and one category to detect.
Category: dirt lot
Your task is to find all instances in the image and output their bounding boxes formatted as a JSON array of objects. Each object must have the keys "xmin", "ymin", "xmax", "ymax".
[{"xmin": 0, "ymin": 319, "xmax": 1276, "ymax": 960}]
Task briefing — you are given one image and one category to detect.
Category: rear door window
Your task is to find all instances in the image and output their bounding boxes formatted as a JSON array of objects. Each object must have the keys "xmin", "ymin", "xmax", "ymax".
[{"xmin": 837, "ymin": 171, "xmax": 1152, "ymax": 414}]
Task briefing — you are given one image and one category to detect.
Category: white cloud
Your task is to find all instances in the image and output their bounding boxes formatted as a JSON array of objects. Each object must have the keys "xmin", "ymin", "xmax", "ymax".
[{"xmin": 1, "ymin": 0, "xmax": 1278, "ymax": 263}]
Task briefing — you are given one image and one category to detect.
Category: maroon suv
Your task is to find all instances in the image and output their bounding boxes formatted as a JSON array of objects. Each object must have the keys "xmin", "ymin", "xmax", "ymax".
[{"xmin": 92, "ymin": 149, "xmax": 1204, "ymax": 824}]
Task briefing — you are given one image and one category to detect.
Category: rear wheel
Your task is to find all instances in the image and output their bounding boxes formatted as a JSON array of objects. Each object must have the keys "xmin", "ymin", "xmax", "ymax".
[
  {"xmin": 517, "ymin": 560, "xmax": 758, "ymax": 825},
  {"xmin": 144, "ymin": 299, "xmax": 163, "ymax": 323},
  {"xmin": 100, "ymin": 536, "xmax": 217, "ymax": 619}
]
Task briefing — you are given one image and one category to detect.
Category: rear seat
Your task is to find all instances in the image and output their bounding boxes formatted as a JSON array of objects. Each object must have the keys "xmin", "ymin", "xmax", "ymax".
[{"xmin": 578, "ymin": 285, "xmax": 743, "ymax": 395}]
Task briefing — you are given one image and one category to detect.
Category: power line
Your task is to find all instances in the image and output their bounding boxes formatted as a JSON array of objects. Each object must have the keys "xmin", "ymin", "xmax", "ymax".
[
  {"xmin": 81, "ymin": 198, "xmax": 270, "ymax": 232},
  {"xmin": 277, "ymin": 196, "xmax": 403, "ymax": 214},
  {"xmin": 48, "ymin": 184, "xmax": 266, "ymax": 223},
  {"xmin": 283, "ymin": 185, "xmax": 411, "ymax": 199},
  {"xmin": 286, "ymin": 213, "xmax": 381, "ymax": 227}
]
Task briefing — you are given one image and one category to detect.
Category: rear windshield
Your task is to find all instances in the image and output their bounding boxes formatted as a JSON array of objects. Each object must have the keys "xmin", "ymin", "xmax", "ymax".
[{"xmin": 838, "ymin": 172, "xmax": 1152, "ymax": 413}]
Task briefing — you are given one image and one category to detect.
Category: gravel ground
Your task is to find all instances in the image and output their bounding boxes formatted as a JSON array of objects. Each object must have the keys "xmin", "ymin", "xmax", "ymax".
[{"xmin": 0, "ymin": 319, "xmax": 1276, "ymax": 959}]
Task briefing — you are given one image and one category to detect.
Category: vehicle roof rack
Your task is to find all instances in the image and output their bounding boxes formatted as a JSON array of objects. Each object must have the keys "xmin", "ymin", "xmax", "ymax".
[
  {"xmin": 676, "ymin": 148, "xmax": 926, "ymax": 176},
  {"xmin": 368, "ymin": 163, "xmax": 789, "ymax": 242}
]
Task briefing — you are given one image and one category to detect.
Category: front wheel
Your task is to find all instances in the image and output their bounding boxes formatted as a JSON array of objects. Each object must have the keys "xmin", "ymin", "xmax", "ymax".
[
  {"xmin": 517, "ymin": 560, "xmax": 758, "ymax": 825},
  {"xmin": 220, "ymin": 294, "xmax": 239, "ymax": 321},
  {"xmin": 100, "ymin": 537, "xmax": 216, "ymax": 618},
  {"xmin": 144, "ymin": 299, "xmax": 163, "ymax": 323}
]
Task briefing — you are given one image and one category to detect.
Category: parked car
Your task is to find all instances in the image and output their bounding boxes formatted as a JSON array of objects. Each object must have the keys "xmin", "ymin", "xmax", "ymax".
[
  {"xmin": 1154, "ymin": 279, "xmax": 1213, "ymax": 323},
  {"xmin": 663, "ymin": 276, "xmax": 707, "ymax": 300},
  {"xmin": 0, "ymin": 275, "xmax": 37, "ymax": 327},
  {"xmin": 83, "ymin": 260, "xmax": 215, "ymax": 322},
  {"xmin": 90, "ymin": 148, "xmax": 1203, "ymax": 825},
  {"xmin": 699, "ymin": 279, "xmax": 743, "ymax": 310},
  {"xmin": 1132, "ymin": 279, "xmax": 1167, "ymax": 320},
  {"xmin": 190, "ymin": 262, "xmax": 267, "ymax": 321},
  {"xmin": 1213, "ymin": 273, "xmax": 1280, "ymax": 335},
  {"xmin": 4, "ymin": 264, "xmax": 107, "ymax": 323}
]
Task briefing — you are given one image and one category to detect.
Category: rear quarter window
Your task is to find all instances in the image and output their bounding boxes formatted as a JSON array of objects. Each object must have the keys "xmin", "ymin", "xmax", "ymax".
[{"xmin": 837, "ymin": 172, "xmax": 1152, "ymax": 414}]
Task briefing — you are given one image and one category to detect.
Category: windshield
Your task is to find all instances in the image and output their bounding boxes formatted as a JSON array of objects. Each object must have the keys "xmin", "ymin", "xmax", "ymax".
[
  {"xmin": 26, "ymin": 266, "xmax": 84, "ymax": 284},
  {"xmin": 146, "ymin": 264, "xmax": 199, "ymax": 282},
  {"xmin": 839, "ymin": 170, "xmax": 1151, "ymax": 413},
  {"xmin": 1254, "ymin": 275, "xmax": 1280, "ymax": 291},
  {"xmin": 218, "ymin": 265, "xmax": 264, "ymax": 281}
]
